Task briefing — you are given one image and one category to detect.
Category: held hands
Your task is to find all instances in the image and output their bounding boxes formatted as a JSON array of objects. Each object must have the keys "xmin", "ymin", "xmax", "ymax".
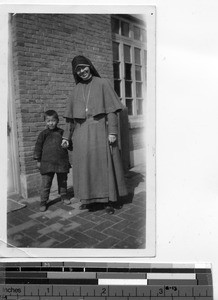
[
  {"xmin": 37, "ymin": 161, "xmax": 41, "ymax": 169},
  {"xmin": 62, "ymin": 136, "xmax": 115, "ymax": 146},
  {"xmin": 108, "ymin": 134, "xmax": 117, "ymax": 144},
  {"xmin": 61, "ymin": 139, "xmax": 69, "ymax": 149}
]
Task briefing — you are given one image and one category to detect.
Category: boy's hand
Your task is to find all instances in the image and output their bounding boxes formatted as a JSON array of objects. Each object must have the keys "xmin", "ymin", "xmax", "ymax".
[
  {"xmin": 108, "ymin": 134, "xmax": 117, "ymax": 144},
  {"xmin": 61, "ymin": 139, "xmax": 69, "ymax": 149},
  {"xmin": 37, "ymin": 161, "xmax": 41, "ymax": 169}
]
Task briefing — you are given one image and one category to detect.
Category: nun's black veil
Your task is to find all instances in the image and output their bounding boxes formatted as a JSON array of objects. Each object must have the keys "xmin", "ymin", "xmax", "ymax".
[{"xmin": 72, "ymin": 55, "xmax": 101, "ymax": 84}]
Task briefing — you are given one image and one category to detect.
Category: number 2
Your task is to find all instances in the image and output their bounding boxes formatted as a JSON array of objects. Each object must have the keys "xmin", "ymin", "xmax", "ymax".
[{"xmin": 101, "ymin": 288, "xmax": 107, "ymax": 296}]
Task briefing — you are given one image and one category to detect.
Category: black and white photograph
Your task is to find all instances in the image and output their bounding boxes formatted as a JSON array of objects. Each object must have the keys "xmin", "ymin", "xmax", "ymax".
[
  {"xmin": 2, "ymin": 5, "xmax": 156, "ymax": 257},
  {"xmin": 1, "ymin": 0, "xmax": 218, "ymax": 296}
]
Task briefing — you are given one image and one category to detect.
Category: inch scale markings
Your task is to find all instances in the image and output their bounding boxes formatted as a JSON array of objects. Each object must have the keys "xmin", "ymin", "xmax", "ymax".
[
  {"xmin": 0, "ymin": 285, "xmax": 213, "ymax": 299},
  {"xmin": 0, "ymin": 262, "xmax": 213, "ymax": 299}
]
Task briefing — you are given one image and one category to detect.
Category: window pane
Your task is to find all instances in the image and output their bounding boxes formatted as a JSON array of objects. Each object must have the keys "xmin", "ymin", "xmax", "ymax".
[
  {"xmin": 124, "ymin": 44, "xmax": 131, "ymax": 62},
  {"xmin": 121, "ymin": 21, "xmax": 129, "ymax": 37},
  {"xmin": 142, "ymin": 29, "xmax": 146, "ymax": 42},
  {"xmin": 134, "ymin": 48, "xmax": 141, "ymax": 64},
  {"xmin": 144, "ymin": 50, "xmax": 147, "ymax": 80},
  {"xmin": 114, "ymin": 80, "xmax": 121, "ymax": 97},
  {"xmin": 113, "ymin": 42, "xmax": 119, "ymax": 61},
  {"xmin": 144, "ymin": 50, "xmax": 147, "ymax": 63},
  {"xmin": 125, "ymin": 81, "xmax": 132, "ymax": 97},
  {"xmin": 135, "ymin": 65, "xmax": 141, "ymax": 81},
  {"xmin": 111, "ymin": 18, "xmax": 119, "ymax": 34},
  {"xmin": 136, "ymin": 82, "xmax": 142, "ymax": 98},
  {"xmin": 113, "ymin": 62, "xmax": 120, "ymax": 79},
  {"xmin": 137, "ymin": 99, "xmax": 143, "ymax": 115},
  {"xmin": 134, "ymin": 26, "xmax": 141, "ymax": 40},
  {"xmin": 125, "ymin": 63, "xmax": 131, "ymax": 80},
  {"xmin": 126, "ymin": 99, "xmax": 133, "ymax": 115}
]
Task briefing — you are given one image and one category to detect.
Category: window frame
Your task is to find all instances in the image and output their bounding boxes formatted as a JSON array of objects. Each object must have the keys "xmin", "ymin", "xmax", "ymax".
[{"xmin": 111, "ymin": 15, "xmax": 147, "ymax": 118}]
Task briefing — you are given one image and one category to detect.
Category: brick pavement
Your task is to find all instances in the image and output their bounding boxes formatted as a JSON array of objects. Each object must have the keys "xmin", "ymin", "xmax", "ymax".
[{"xmin": 7, "ymin": 164, "xmax": 146, "ymax": 249}]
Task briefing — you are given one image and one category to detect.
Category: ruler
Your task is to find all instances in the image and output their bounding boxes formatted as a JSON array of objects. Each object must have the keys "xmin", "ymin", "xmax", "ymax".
[{"xmin": 0, "ymin": 262, "xmax": 213, "ymax": 299}]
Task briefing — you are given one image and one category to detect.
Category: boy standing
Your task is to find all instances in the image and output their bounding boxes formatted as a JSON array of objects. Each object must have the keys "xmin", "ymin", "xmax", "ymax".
[{"xmin": 34, "ymin": 110, "xmax": 72, "ymax": 212}]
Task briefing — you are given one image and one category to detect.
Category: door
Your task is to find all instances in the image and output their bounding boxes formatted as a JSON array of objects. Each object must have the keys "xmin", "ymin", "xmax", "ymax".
[
  {"xmin": 8, "ymin": 15, "xmax": 20, "ymax": 197},
  {"xmin": 7, "ymin": 107, "xmax": 20, "ymax": 197},
  {"xmin": 7, "ymin": 121, "xmax": 15, "ymax": 194}
]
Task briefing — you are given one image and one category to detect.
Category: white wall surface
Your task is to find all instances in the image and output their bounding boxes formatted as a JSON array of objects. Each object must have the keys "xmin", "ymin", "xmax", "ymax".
[{"xmin": 150, "ymin": 0, "xmax": 218, "ymax": 297}]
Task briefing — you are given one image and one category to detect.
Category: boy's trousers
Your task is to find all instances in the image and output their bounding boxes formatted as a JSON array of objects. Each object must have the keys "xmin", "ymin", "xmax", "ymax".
[{"xmin": 40, "ymin": 172, "xmax": 68, "ymax": 204}]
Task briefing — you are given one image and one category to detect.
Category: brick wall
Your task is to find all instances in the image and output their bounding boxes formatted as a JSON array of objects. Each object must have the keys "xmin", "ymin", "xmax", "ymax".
[{"xmin": 11, "ymin": 14, "xmax": 114, "ymax": 198}]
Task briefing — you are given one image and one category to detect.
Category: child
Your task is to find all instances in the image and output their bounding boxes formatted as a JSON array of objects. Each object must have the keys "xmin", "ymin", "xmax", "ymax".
[{"xmin": 34, "ymin": 110, "xmax": 72, "ymax": 212}]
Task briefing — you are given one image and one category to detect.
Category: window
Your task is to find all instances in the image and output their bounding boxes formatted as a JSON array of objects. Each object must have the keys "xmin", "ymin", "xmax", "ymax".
[
  {"xmin": 121, "ymin": 21, "xmax": 129, "ymax": 37},
  {"xmin": 111, "ymin": 18, "xmax": 119, "ymax": 34},
  {"xmin": 134, "ymin": 47, "xmax": 143, "ymax": 115},
  {"xmin": 133, "ymin": 26, "xmax": 141, "ymax": 41},
  {"xmin": 112, "ymin": 42, "xmax": 121, "ymax": 97},
  {"xmin": 111, "ymin": 16, "xmax": 147, "ymax": 116}
]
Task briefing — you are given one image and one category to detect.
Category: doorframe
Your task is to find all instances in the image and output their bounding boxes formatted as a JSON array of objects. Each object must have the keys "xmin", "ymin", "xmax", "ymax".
[{"xmin": 7, "ymin": 14, "xmax": 21, "ymax": 197}]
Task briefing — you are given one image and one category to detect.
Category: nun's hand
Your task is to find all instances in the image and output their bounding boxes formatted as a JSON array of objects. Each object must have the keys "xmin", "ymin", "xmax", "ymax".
[{"xmin": 108, "ymin": 134, "xmax": 117, "ymax": 144}]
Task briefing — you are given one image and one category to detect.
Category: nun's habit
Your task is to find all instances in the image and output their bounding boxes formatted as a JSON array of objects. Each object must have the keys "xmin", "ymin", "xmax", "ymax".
[{"xmin": 63, "ymin": 55, "xmax": 127, "ymax": 207}]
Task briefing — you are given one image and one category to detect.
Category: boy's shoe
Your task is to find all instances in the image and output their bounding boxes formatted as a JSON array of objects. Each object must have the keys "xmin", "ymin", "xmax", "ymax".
[
  {"xmin": 61, "ymin": 198, "xmax": 71, "ymax": 205},
  {"xmin": 40, "ymin": 204, "xmax": 47, "ymax": 212},
  {"xmin": 79, "ymin": 204, "xmax": 88, "ymax": 210}
]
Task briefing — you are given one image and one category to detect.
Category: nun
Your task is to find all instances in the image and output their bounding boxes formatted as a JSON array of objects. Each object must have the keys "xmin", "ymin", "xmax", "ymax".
[{"xmin": 62, "ymin": 55, "xmax": 127, "ymax": 214}]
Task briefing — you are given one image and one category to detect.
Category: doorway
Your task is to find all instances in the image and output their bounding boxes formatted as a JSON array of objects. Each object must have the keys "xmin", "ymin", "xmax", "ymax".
[{"xmin": 7, "ymin": 15, "xmax": 20, "ymax": 198}]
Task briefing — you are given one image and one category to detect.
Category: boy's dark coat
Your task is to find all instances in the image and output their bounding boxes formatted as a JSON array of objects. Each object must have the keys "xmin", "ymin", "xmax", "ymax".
[{"xmin": 34, "ymin": 127, "xmax": 71, "ymax": 175}]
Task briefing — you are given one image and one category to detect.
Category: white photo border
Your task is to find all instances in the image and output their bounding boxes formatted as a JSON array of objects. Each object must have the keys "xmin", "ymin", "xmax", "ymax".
[{"xmin": 1, "ymin": 4, "xmax": 156, "ymax": 258}]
